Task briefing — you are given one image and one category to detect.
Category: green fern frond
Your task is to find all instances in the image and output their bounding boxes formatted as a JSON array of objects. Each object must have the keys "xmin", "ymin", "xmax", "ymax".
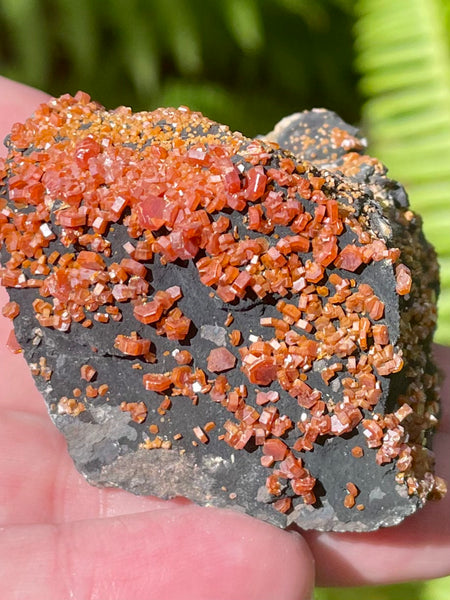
[
  {"xmin": 355, "ymin": 0, "xmax": 450, "ymax": 344},
  {"xmin": 354, "ymin": 0, "xmax": 450, "ymax": 203}
]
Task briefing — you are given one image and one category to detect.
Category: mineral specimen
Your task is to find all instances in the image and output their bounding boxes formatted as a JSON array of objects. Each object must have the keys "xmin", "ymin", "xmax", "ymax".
[{"xmin": 0, "ymin": 94, "xmax": 446, "ymax": 531}]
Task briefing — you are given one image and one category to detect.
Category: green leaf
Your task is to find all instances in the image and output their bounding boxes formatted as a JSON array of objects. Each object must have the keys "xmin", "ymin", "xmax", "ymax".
[
  {"xmin": 274, "ymin": 0, "xmax": 329, "ymax": 29},
  {"xmin": 221, "ymin": 0, "xmax": 264, "ymax": 53},
  {"xmin": 0, "ymin": 0, "xmax": 50, "ymax": 85},
  {"xmin": 153, "ymin": 0, "xmax": 202, "ymax": 75},
  {"xmin": 108, "ymin": 0, "xmax": 160, "ymax": 97},
  {"xmin": 439, "ymin": 257, "xmax": 450, "ymax": 288},
  {"xmin": 409, "ymin": 180, "xmax": 450, "ymax": 212},
  {"xmin": 54, "ymin": 0, "xmax": 98, "ymax": 80},
  {"xmin": 421, "ymin": 575, "xmax": 450, "ymax": 600},
  {"xmin": 316, "ymin": 581, "xmax": 426, "ymax": 600}
]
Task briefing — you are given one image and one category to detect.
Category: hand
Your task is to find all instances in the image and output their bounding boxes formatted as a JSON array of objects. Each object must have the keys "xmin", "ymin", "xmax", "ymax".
[{"xmin": 0, "ymin": 76, "xmax": 449, "ymax": 599}]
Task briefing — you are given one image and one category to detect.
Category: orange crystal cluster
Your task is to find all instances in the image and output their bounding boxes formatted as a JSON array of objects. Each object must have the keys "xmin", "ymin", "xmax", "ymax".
[{"xmin": 0, "ymin": 92, "xmax": 443, "ymax": 515}]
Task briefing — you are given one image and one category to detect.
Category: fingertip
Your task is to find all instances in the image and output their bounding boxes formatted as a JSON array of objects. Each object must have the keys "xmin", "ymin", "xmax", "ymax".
[
  {"xmin": 0, "ymin": 505, "xmax": 316, "ymax": 600},
  {"xmin": 192, "ymin": 507, "xmax": 316, "ymax": 600},
  {"xmin": 284, "ymin": 528, "xmax": 316, "ymax": 600}
]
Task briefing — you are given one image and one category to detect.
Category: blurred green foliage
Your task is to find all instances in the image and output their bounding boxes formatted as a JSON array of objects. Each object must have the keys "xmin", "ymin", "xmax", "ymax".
[
  {"xmin": 0, "ymin": 0, "xmax": 358, "ymax": 134},
  {"xmin": 355, "ymin": 0, "xmax": 450, "ymax": 344},
  {"xmin": 0, "ymin": 0, "xmax": 449, "ymax": 597}
]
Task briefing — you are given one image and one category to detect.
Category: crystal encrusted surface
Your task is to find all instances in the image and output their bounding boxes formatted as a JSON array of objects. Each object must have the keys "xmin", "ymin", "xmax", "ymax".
[{"xmin": 0, "ymin": 94, "xmax": 446, "ymax": 531}]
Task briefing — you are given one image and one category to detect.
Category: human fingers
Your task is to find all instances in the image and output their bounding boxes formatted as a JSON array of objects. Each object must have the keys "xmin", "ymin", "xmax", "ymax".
[
  {"xmin": 0, "ymin": 506, "xmax": 315, "ymax": 600},
  {"xmin": 303, "ymin": 344, "xmax": 450, "ymax": 587},
  {"xmin": 1, "ymin": 74, "xmax": 448, "ymax": 592}
]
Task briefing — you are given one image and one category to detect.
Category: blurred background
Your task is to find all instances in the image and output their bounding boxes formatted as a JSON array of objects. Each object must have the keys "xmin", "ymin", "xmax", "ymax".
[{"xmin": 0, "ymin": 0, "xmax": 449, "ymax": 597}]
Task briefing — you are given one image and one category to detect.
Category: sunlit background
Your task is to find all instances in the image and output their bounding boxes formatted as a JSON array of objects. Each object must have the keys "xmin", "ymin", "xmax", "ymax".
[{"xmin": 1, "ymin": 0, "xmax": 449, "ymax": 597}]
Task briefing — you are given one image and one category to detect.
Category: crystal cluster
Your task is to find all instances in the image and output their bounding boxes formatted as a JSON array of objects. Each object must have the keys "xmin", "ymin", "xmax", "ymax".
[{"xmin": 0, "ymin": 95, "xmax": 445, "ymax": 531}]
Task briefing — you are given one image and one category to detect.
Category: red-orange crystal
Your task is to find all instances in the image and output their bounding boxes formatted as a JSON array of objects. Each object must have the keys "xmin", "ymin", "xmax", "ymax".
[
  {"xmin": 207, "ymin": 347, "xmax": 237, "ymax": 373},
  {"xmin": 114, "ymin": 333, "xmax": 151, "ymax": 356}
]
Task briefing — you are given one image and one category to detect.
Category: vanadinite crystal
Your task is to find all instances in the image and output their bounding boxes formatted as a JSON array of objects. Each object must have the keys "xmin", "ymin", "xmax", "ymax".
[{"xmin": 0, "ymin": 96, "xmax": 446, "ymax": 531}]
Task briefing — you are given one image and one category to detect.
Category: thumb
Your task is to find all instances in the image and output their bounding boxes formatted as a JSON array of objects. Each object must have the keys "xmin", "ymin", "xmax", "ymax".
[{"xmin": 0, "ymin": 505, "xmax": 315, "ymax": 600}]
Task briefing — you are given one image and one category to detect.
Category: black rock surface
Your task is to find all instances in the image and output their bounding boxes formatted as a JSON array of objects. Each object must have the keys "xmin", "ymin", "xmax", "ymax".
[
  {"xmin": 0, "ymin": 99, "xmax": 442, "ymax": 532},
  {"xmin": 7, "ymin": 236, "xmax": 420, "ymax": 531}
]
